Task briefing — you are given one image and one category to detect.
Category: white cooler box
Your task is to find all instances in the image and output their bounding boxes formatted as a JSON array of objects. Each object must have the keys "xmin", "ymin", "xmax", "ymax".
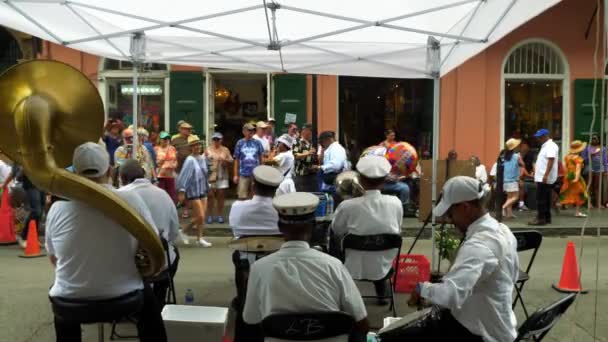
[{"xmin": 162, "ymin": 305, "xmax": 229, "ymax": 342}]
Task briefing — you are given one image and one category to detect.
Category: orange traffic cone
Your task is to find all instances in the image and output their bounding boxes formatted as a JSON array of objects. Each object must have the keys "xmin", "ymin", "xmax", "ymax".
[
  {"xmin": 0, "ymin": 187, "xmax": 17, "ymax": 245},
  {"xmin": 552, "ymin": 241, "xmax": 587, "ymax": 293},
  {"xmin": 19, "ymin": 221, "xmax": 45, "ymax": 258}
]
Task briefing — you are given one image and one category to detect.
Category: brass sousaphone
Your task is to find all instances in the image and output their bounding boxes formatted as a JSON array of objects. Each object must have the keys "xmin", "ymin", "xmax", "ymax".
[{"xmin": 0, "ymin": 60, "xmax": 164, "ymax": 276}]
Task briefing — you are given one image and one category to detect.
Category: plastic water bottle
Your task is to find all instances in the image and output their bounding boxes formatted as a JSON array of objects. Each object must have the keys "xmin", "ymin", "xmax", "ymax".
[
  {"xmin": 185, "ymin": 289, "xmax": 194, "ymax": 305},
  {"xmin": 326, "ymin": 194, "xmax": 334, "ymax": 216}
]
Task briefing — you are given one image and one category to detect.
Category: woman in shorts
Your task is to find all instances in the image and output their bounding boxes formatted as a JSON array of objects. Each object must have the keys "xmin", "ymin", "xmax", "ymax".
[
  {"xmin": 205, "ymin": 132, "xmax": 233, "ymax": 224},
  {"xmin": 501, "ymin": 138, "xmax": 525, "ymax": 219},
  {"xmin": 177, "ymin": 135, "xmax": 211, "ymax": 247}
]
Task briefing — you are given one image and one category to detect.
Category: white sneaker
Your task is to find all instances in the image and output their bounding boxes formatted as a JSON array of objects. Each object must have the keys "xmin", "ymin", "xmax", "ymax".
[
  {"xmin": 17, "ymin": 236, "xmax": 26, "ymax": 249},
  {"xmin": 180, "ymin": 231, "xmax": 190, "ymax": 245},
  {"xmin": 198, "ymin": 238, "xmax": 212, "ymax": 248}
]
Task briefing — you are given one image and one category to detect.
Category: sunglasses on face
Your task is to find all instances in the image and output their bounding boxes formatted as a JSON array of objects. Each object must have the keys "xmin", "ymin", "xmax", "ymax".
[
  {"xmin": 212, "ymin": 138, "xmax": 221, "ymax": 141},
  {"xmin": 124, "ymin": 136, "xmax": 134, "ymax": 141}
]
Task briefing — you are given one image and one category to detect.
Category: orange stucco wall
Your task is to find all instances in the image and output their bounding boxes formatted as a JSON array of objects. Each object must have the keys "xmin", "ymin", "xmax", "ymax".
[
  {"xmin": 440, "ymin": 0, "xmax": 600, "ymax": 167},
  {"xmin": 307, "ymin": 75, "xmax": 338, "ymax": 133},
  {"xmin": 171, "ymin": 64, "xmax": 204, "ymax": 72},
  {"xmin": 41, "ymin": 42, "xmax": 100, "ymax": 85}
]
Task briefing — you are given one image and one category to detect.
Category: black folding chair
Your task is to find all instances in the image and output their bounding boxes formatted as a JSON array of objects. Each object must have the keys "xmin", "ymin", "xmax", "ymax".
[
  {"xmin": 262, "ymin": 312, "xmax": 355, "ymax": 341},
  {"xmin": 512, "ymin": 230, "xmax": 543, "ymax": 319},
  {"xmin": 341, "ymin": 234, "xmax": 402, "ymax": 317},
  {"xmin": 515, "ymin": 293, "xmax": 577, "ymax": 341},
  {"xmin": 111, "ymin": 237, "xmax": 176, "ymax": 340}
]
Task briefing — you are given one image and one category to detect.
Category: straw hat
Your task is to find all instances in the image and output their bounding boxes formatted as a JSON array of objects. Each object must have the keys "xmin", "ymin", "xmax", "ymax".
[
  {"xmin": 505, "ymin": 138, "xmax": 521, "ymax": 151},
  {"xmin": 568, "ymin": 140, "xmax": 587, "ymax": 154},
  {"xmin": 187, "ymin": 134, "xmax": 203, "ymax": 146}
]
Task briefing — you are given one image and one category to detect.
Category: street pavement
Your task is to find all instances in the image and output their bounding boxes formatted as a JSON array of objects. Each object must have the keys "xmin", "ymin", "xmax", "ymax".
[{"xmin": 1, "ymin": 236, "xmax": 606, "ymax": 341}]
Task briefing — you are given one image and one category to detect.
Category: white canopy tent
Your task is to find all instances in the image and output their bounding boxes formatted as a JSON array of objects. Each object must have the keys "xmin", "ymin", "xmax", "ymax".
[{"xmin": 0, "ymin": 0, "xmax": 561, "ymax": 266}]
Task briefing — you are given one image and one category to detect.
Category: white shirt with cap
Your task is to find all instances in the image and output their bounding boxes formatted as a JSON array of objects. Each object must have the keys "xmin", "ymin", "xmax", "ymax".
[
  {"xmin": 419, "ymin": 214, "xmax": 519, "ymax": 342},
  {"xmin": 321, "ymin": 141, "xmax": 347, "ymax": 174},
  {"xmin": 254, "ymin": 134, "xmax": 270, "ymax": 153},
  {"xmin": 332, "ymin": 190, "xmax": 403, "ymax": 280},
  {"xmin": 332, "ymin": 155, "xmax": 403, "ymax": 280},
  {"xmin": 46, "ymin": 184, "xmax": 159, "ymax": 299},
  {"xmin": 119, "ymin": 178, "xmax": 180, "ymax": 267},
  {"xmin": 534, "ymin": 138, "xmax": 559, "ymax": 184},
  {"xmin": 243, "ymin": 241, "xmax": 368, "ymax": 342},
  {"xmin": 229, "ymin": 196, "xmax": 279, "ymax": 237},
  {"xmin": 421, "ymin": 176, "xmax": 519, "ymax": 342}
]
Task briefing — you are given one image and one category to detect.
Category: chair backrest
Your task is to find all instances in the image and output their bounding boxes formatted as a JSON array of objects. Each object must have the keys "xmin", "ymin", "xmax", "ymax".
[
  {"xmin": 513, "ymin": 230, "xmax": 542, "ymax": 275},
  {"xmin": 515, "ymin": 293, "xmax": 577, "ymax": 342},
  {"xmin": 342, "ymin": 234, "xmax": 402, "ymax": 252},
  {"xmin": 514, "ymin": 231, "xmax": 543, "ymax": 252},
  {"xmin": 262, "ymin": 312, "xmax": 354, "ymax": 341}
]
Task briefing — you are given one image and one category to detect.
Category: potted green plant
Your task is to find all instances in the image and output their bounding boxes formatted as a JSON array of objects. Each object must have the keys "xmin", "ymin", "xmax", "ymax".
[{"xmin": 431, "ymin": 225, "xmax": 461, "ymax": 283}]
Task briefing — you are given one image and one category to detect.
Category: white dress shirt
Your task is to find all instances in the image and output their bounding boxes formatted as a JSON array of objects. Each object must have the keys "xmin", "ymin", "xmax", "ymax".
[
  {"xmin": 229, "ymin": 195, "xmax": 279, "ymax": 237},
  {"xmin": 254, "ymin": 134, "xmax": 271, "ymax": 154},
  {"xmin": 243, "ymin": 240, "xmax": 367, "ymax": 342},
  {"xmin": 475, "ymin": 165, "xmax": 488, "ymax": 183},
  {"xmin": 321, "ymin": 142, "xmax": 347, "ymax": 174},
  {"xmin": 45, "ymin": 184, "xmax": 159, "ymax": 299},
  {"xmin": 119, "ymin": 178, "xmax": 180, "ymax": 267},
  {"xmin": 331, "ymin": 190, "xmax": 403, "ymax": 280},
  {"xmin": 534, "ymin": 139, "xmax": 559, "ymax": 184},
  {"xmin": 419, "ymin": 214, "xmax": 519, "ymax": 342}
]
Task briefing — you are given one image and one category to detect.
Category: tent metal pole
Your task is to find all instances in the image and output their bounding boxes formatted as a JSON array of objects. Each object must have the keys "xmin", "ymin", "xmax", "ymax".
[
  {"xmin": 64, "ymin": 3, "xmax": 129, "ymax": 59},
  {"xmin": 441, "ymin": 0, "xmax": 484, "ymax": 67},
  {"xmin": 5, "ymin": 0, "xmax": 64, "ymax": 43},
  {"xmin": 132, "ymin": 62, "xmax": 139, "ymax": 156},
  {"xmin": 484, "ymin": 0, "xmax": 518, "ymax": 41},
  {"xmin": 428, "ymin": 36, "xmax": 441, "ymax": 272}
]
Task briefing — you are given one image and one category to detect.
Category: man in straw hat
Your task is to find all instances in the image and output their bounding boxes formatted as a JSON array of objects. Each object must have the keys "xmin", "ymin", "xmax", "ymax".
[
  {"xmin": 171, "ymin": 121, "xmax": 193, "ymax": 173},
  {"xmin": 408, "ymin": 176, "xmax": 518, "ymax": 341},
  {"xmin": 243, "ymin": 192, "xmax": 370, "ymax": 341},
  {"xmin": 332, "ymin": 155, "xmax": 402, "ymax": 304},
  {"xmin": 46, "ymin": 142, "xmax": 166, "ymax": 341},
  {"xmin": 529, "ymin": 128, "xmax": 559, "ymax": 226}
]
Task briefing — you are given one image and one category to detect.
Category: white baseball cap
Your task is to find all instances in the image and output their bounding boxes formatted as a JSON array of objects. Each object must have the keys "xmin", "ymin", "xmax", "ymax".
[
  {"xmin": 73, "ymin": 142, "xmax": 110, "ymax": 178},
  {"xmin": 433, "ymin": 176, "xmax": 486, "ymax": 217},
  {"xmin": 276, "ymin": 134, "xmax": 294, "ymax": 149},
  {"xmin": 357, "ymin": 155, "xmax": 391, "ymax": 179}
]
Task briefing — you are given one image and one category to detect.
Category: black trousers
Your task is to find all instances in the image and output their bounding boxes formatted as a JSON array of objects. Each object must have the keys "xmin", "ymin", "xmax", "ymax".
[
  {"xmin": 294, "ymin": 174, "xmax": 319, "ymax": 193},
  {"xmin": 536, "ymin": 182, "xmax": 553, "ymax": 222},
  {"xmin": 53, "ymin": 284, "xmax": 167, "ymax": 342},
  {"xmin": 232, "ymin": 251, "xmax": 264, "ymax": 342}
]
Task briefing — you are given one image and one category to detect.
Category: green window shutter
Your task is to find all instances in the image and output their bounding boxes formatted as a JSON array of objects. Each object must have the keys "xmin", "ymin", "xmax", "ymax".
[
  {"xmin": 574, "ymin": 79, "xmax": 603, "ymax": 141},
  {"xmin": 169, "ymin": 71, "xmax": 204, "ymax": 136},
  {"xmin": 273, "ymin": 74, "xmax": 307, "ymax": 136}
]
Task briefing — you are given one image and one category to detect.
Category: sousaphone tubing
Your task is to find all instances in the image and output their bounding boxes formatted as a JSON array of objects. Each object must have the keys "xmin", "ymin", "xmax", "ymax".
[{"xmin": 0, "ymin": 60, "xmax": 164, "ymax": 276}]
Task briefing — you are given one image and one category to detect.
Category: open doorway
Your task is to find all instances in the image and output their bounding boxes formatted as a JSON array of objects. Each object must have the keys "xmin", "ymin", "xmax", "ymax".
[{"xmin": 211, "ymin": 73, "xmax": 268, "ymax": 151}]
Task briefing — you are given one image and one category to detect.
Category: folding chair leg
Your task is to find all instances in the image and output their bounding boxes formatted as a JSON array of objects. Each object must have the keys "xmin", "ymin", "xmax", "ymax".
[
  {"xmin": 110, "ymin": 318, "xmax": 139, "ymax": 340},
  {"xmin": 389, "ymin": 279, "xmax": 397, "ymax": 317},
  {"xmin": 512, "ymin": 285, "xmax": 529, "ymax": 319},
  {"xmin": 97, "ymin": 323, "xmax": 104, "ymax": 342}
]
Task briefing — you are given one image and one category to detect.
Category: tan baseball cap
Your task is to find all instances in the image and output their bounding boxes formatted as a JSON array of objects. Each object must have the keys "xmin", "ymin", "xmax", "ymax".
[{"xmin": 256, "ymin": 121, "xmax": 269, "ymax": 129}]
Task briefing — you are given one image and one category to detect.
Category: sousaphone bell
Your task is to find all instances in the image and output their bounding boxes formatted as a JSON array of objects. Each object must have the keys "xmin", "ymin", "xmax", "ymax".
[{"xmin": 0, "ymin": 60, "xmax": 164, "ymax": 276}]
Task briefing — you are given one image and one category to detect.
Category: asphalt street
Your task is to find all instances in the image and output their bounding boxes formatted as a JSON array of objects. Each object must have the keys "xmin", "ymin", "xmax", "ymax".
[{"xmin": 1, "ymin": 236, "xmax": 606, "ymax": 341}]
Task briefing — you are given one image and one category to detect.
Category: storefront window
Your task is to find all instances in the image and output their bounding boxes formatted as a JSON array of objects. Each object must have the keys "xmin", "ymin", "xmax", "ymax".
[
  {"xmin": 503, "ymin": 41, "xmax": 566, "ymax": 149},
  {"xmin": 102, "ymin": 58, "xmax": 168, "ymax": 143},
  {"xmin": 339, "ymin": 77, "xmax": 433, "ymax": 160},
  {"xmin": 505, "ymin": 80, "xmax": 563, "ymax": 146}
]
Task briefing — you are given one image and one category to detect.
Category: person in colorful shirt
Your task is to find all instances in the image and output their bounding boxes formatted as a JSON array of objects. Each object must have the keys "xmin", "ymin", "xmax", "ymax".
[
  {"xmin": 155, "ymin": 132, "xmax": 178, "ymax": 202},
  {"xmin": 233, "ymin": 123, "xmax": 264, "ymax": 199},
  {"xmin": 560, "ymin": 140, "xmax": 588, "ymax": 218},
  {"xmin": 292, "ymin": 123, "xmax": 318, "ymax": 192},
  {"xmin": 177, "ymin": 135, "xmax": 211, "ymax": 247},
  {"xmin": 102, "ymin": 119, "xmax": 123, "ymax": 166},
  {"xmin": 114, "ymin": 128, "xmax": 155, "ymax": 183}
]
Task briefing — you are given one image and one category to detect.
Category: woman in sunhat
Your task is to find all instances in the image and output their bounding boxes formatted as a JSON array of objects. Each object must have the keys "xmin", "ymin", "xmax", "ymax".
[
  {"xmin": 155, "ymin": 131, "xmax": 178, "ymax": 201},
  {"xmin": 560, "ymin": 140, "xmax": 588, "ymax": 217},
  {"xmin": 500, "ymin": 138, "xmax": 525, "ymax": 219},
  {"xmin": 177, "ymin": 135, "xmax": 212, "ymax": 247}
]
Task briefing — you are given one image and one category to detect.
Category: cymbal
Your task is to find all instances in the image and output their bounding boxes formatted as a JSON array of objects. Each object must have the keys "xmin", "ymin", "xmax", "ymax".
[
  {"xmin": 0, "ymin": 60, "xmax": 103, "ymax": 168},
  {"xmin": 228, "ymin": 236, "xmax": 285, "ymax": 252}
]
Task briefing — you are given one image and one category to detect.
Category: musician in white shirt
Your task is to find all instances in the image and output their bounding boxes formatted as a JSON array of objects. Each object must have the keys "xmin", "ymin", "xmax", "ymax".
[
  {"xmin": 313, "ymin": 131, "xmax": 347, "ymax": 192},
  {"xmin": 410, "ymin": 176, "xmax": 519, "ymax": 342},
  {"xmin": 332, "ymin": 155, "xmax": 402, "ymax": 304},
  {"xmin": 244, "ymin": 192, "xmax": 369, "ymax": 342},
  {"xmin": 228, "ymin": 165, "xmax": 283, "ymax": 342}
]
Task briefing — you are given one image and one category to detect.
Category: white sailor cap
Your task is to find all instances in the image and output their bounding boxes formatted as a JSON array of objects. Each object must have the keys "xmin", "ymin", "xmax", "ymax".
[
  {"xmin": 356, "ymin": 155, "xmax": 391, "ymax": 179},
  {"xmin": 273, "ymin": 192, "xmax": 319, "ymax": 223},
  {"xmin": 253, "ymin": 165, "xmax": 284, "ymax": 187}
]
